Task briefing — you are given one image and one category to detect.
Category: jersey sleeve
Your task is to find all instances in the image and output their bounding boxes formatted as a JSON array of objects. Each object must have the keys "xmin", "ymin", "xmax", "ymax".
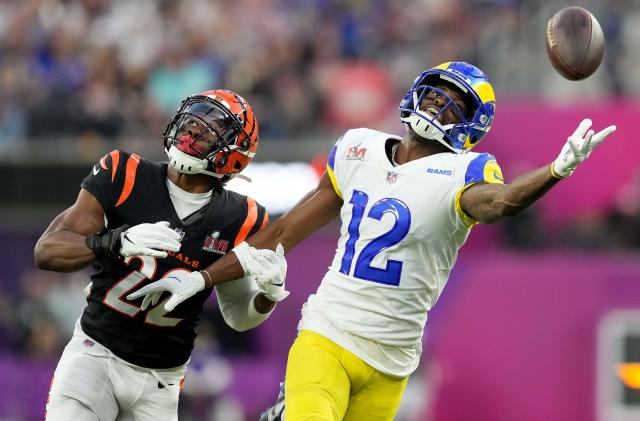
[
  {"xmin": 232, "ymin": 197, "xmax": 269, "ymax": 247},
  {"xmin": 454, "ymin": 153, "xmax": 505, "ymax": 227},
  {"xmin": 326, "ymin": 132, "xmax": 347, "ymax": 200},
  {"xmin": 215, "ymin": 276, "xmax": 272, "ymax": 331},
  {"xmin": 81, "ymin": 149, "xmax": 143, "ymax": 217},
  {"xmin": 80, "ymin": 150, "xmax": 122, "ymax": 212}
]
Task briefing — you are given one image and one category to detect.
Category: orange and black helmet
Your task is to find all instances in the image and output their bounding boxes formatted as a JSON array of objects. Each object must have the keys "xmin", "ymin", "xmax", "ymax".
[{"xmin": 163, "ymin": 89, "xmax": 259, "ymax": 178}]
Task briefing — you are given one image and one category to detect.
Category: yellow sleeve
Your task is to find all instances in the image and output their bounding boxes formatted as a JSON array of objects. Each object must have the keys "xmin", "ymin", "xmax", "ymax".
[{"xmin": 454, "ymin": 153, "xmax": 504, "ymax": 227}]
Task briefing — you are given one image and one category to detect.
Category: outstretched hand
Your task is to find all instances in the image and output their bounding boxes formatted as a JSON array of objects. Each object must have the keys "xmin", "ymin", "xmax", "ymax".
[{"xmin": 552, "ymin": 118, "xmax": 616, "ymax": 178}]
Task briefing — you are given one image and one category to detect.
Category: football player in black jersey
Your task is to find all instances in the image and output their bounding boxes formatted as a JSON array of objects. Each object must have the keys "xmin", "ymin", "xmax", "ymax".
[{"xmin": 34, "ymin": 89, "xmax": 289, "ymax": 421}]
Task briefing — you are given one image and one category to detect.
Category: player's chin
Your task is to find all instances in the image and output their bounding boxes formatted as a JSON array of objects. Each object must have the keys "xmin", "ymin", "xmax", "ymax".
[{"xmin": 176, "ymin": 144, "xmax": 209, "ymax": 157}]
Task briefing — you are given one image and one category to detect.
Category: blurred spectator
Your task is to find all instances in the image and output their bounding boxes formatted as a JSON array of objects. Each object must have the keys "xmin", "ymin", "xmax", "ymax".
[
  {"xmin": 2, "ymin": 1, "xmax": 640, "ymax": 419},
  {"xmin": 2, "ymin": 0, "xmax": 637, "ymax": 146},
  {"xmin": 0, "ymin": 288, "xmax": 19, "ymax": 354},
  {"xmin": 16, "ymin": 269, "xmax": 65, "ymax": 360}
]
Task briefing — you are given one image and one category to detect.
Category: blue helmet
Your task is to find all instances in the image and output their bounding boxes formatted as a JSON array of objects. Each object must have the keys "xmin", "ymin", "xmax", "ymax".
[{"xmin": 399, "ymin": 61, "xmax": 496, "ymax": 153}]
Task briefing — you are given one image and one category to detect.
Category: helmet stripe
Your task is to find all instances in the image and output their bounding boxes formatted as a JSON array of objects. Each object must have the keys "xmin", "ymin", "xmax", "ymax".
[{"xmin": 472, "ymin": 81, "xmax": 495, "ymax": 104}]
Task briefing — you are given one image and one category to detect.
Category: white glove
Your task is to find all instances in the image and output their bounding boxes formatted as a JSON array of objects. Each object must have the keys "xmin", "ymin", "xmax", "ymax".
[
  {"xmin": 120, "ymin": 221, "xmax": 182, "ymax": 258},
  {"xmin": 234, "ymin": 242, "xmax": 289, "ymax": 302},
  {"xmin": 552, "ymin": 118, "xmax": 616, "ymax": 178},
  {"xmin": 126, "ymin": 271, "xmax": 205, "ymax": 312}
]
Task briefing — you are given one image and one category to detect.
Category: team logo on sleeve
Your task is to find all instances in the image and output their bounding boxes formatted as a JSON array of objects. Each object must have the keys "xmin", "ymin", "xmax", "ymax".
[
  {"xmin": 483, "ymin": 160, "xmax": 504, "ymax": 184},
  {"xmin": 202, "ymin": 231, "xmax": 230, "ymax": 254},
  {"xmin": 346, "ymin": 143, "xmax": 367, "ymax": 161}
]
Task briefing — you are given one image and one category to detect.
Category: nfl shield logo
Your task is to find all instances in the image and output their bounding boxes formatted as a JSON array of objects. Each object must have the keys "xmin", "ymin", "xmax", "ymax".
[
  {"xmin": 386, "ymin": 171, "xmax": 398, "ymax": 184},
  {"xmin": 174, "ymin": 228, "xmax": 186, "ymax": 241}
]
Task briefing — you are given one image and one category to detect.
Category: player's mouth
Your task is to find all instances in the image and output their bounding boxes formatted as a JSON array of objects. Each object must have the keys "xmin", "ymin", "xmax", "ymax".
[
  {"xmin": 177, "ymin": 134, "xmax": 208, "ymax": 156},
  {"xmin": 425, "ymin": 106, "xmax": 444, "ymax": 123}
]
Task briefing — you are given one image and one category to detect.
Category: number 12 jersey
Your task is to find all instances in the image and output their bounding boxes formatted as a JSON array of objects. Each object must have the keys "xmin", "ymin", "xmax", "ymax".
[{"xmin": 298, "ymin": 128, "xmax": 504, "ymax": 377}]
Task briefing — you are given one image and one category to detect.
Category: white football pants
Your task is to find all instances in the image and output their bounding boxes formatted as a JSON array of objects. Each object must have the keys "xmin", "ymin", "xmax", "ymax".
[{"xmin": 45, "ymin": 320, "xmax": 187, "ymax": 421}]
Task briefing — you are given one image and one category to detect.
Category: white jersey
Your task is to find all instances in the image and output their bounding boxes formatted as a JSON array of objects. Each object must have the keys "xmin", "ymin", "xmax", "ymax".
[{"xmin": 298, "ymin": 128, "xmax": 504, "ymax": 376}]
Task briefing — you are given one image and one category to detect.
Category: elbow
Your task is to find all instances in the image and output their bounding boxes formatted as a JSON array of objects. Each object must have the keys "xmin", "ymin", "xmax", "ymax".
[
  {"xmin": 478, "ymin": 202, "xmax": 519, "ymax": 224},
  {"xmin": 219, "ymin": 310, "xmax": 252, "ymax": 332},
  {"xmin": 34, "ymin": 240, "xmax": 75, "ymax": 272},
  {"xmin": 222, "ymin": 316, "xmax": 253, "ymax": 332},
  {"xmin": 34, "ymin": 241, "xmax": 52, "ymax": 270},
  {"xmin": 230, "ymin": 323, "xmax": 251, "ymax": 333},
  {"xmin": 221, "ymin": 310, "xmax": 268, "ymax": 332},
  {"xmin": 34, "ymin": 253, "xmax": 62, "ymax": 272},
  {"xmin": 500, "ymin": 200, "xmax": 529, "ymax": 220}
]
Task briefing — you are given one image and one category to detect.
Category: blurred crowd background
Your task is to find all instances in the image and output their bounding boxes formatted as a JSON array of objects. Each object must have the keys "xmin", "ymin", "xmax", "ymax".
[
  {"xmin": 2, "ymin": 0, "xmax": 640, "ymax": 420},
  {"xmin": 1, "ymin": 0, "xmax": 637, "ymax": 147}
]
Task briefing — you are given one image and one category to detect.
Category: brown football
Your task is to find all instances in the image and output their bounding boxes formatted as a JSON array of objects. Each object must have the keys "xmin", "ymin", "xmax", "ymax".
[{"xmin": 546, "ymin": 7, "xmax": 605, "ymax": 80}]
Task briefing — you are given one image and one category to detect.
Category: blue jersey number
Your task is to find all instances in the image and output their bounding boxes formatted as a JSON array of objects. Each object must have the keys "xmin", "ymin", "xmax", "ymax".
[{"xmin": 339, "ymin": 190, "xmax": 411, "ymax": 286}]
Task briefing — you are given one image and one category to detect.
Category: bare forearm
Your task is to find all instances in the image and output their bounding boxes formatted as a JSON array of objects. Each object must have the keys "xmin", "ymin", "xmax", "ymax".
[
  {"xmin": 201, "ymin": 181, "xmax": 341, "ymax": 287},
  {"xmin": 498, "ymin": 164, "xmax": 560, "ymax": 216},
  {"xmin": 200, "ymin": 222, "xmax": 305, "ymax": 288},
  {"xmin": 254, "ymin": 293, "xmax": 276, "ymax": 314},
  {"xmin": 201, "ymin": 252, "xmax": 245, "ymax": 288},
  {"xmin": 35, "ymin": 191, "xmax": 107, "ymax": 272},
  {"xmin": 34, "ymin": 230, "xmax": 95, "ymax": 272}
]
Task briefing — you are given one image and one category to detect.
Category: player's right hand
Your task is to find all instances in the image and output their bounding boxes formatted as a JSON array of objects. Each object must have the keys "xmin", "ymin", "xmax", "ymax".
[
  {"xmin": 126, "ymin": 270, "xmax": 205, "ymax": 311},
  {"xmin": 552, "ymin": 118, "xmax": 616, "ymax": 178},
  {"xmin": 120, "ymin": 221, "xmax": 182, "ymax": 258}
]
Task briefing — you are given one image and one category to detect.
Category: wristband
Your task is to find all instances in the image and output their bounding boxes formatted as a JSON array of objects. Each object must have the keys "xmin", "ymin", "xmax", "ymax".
[
  {"xmin": 85, "ymin": 224, "xmax": 129, "ymax": 259},
  {"xmin": 550, "ymin": 162, "xmax": 565, "ymax": 179},
  {"xmin": 200, "ymin": 270, "xmax": 213, "ymax": 288}
]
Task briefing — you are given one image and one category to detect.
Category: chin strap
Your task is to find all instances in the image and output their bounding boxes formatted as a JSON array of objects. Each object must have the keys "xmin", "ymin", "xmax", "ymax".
[
  {"xmin": 225, "ymin": 173, "xmax": 252, "ymax": 182},
  {"xmin": 401, "ymin": 115, "xmax": 459, "ymax": 154},
  {"xmin": 165, "ymin": 145, "xmax": 251, "ymax": 182}
]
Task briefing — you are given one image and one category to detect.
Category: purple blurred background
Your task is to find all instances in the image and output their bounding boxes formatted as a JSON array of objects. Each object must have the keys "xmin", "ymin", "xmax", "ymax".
[
  {"xmin": 3, "ymin": 230, "xmax": 640, "ymax": 420},
  {"xmin": 2, "ymin": 0, "xmax": 640, "ymax": 420}
]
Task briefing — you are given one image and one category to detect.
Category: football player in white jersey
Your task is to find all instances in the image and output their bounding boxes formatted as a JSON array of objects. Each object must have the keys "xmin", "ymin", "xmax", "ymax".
[{"xmin": 132, "ymin": 61, "xmax": 617, "ymax": 420}]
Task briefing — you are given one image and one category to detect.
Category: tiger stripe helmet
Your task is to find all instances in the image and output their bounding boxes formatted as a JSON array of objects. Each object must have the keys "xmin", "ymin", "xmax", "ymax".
[{"xmin": 163, "ymin": 89, "xmax": 259, "ymax": 179}]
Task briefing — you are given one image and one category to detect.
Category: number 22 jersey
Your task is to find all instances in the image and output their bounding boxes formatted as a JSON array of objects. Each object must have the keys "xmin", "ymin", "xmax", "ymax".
[
  {"xmin": 79, "ymin": 150, "xmax": 267, "ymax": 369},
  {"xmin": 298, "ymin": 128, "xmax": 504, "ymax": 377}
]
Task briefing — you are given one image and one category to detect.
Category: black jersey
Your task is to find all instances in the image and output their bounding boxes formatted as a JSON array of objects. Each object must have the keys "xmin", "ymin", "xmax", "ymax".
[{"xmin": 79, "ymin": 150, "xmax": 268, "ymax": 368}]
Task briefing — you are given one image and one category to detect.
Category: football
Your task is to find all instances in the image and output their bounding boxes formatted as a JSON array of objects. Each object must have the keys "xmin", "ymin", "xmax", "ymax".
[{"xmin": 545, "ymin": 7, "xmax": 605, "ymax": 80}]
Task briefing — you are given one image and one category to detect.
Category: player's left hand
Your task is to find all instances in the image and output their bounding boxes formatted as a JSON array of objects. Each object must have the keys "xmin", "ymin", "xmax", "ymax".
[
  {"xmin": 252, "ymin": 244, "xmax": 290, "ymax": 302},
  {"xmin": 552, "ymin": 118, "xmax": 616, "ymax": 178},
  {"xmin": 233, "ymin": 242, "xmax": 289, "ymax": 302},
  {"xmin": 126, "ymin": 271, "xmax": 205, "ymax": 312}
]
